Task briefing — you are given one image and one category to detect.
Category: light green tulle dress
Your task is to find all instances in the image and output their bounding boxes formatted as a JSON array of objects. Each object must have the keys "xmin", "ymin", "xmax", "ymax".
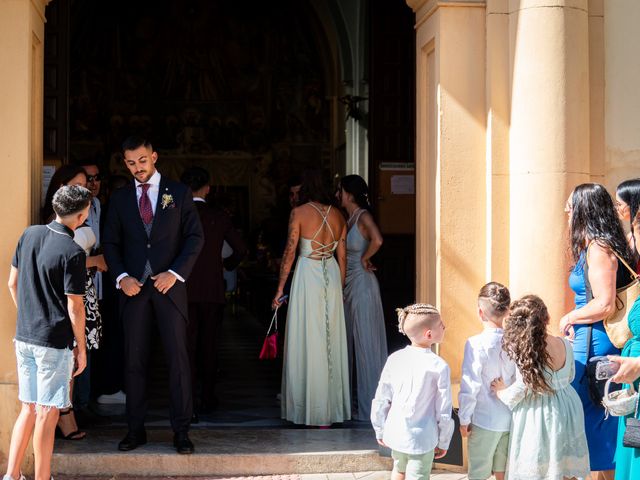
[{"xmin": 497, "ymin": 337, "xmax": 590, "ymax": 480}]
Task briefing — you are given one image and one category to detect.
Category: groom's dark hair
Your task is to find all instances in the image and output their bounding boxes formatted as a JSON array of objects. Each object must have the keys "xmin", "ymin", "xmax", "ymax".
[
  {"xmin": 181, "ymin": 167, "xmax": 210, "ymax": 193},
  {"xmin": 122, "ymin": 135, "xmax": 153, "ymax": 153}
]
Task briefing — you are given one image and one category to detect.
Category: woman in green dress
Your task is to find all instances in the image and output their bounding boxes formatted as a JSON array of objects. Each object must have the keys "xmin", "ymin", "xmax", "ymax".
[{"xmin": 614, "ymin": 297, "xmax": 640, "ymax": 480}]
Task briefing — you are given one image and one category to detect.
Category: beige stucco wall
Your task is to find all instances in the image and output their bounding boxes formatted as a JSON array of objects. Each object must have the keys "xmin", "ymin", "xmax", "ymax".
[
  {"xmin": 603, "ymin": 0, "xmax": 640, "ymax": 192},
  {"xmin": 413, "ymin": 0, "xmax": 487, "ymax": 385},
  {"xmin": 0, "ymin": 0, "xmax": 48, "ymax": 471},
  {"xmin": 412, "ymin": 0, "xmax": 590, "ymax": 385}
]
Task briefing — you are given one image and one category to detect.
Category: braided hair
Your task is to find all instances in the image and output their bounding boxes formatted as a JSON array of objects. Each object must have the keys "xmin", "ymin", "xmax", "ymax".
[
  {"xmin": 396, "ymin": 303, "xmax": 440, "ymax": 336},
  {"xmin": 478, "ymin": 282, "xmax": 510, "ymax": 320}
]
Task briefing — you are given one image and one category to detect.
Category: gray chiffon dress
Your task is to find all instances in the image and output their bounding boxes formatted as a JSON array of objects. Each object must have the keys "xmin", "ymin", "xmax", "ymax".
[{"xmin": 343, "ymin": 209, "xmax": 388, "ymax": 421}]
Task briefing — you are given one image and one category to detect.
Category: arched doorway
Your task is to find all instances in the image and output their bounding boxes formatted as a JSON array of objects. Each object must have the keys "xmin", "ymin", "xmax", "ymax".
[
  {"xmin": 42, "ymin": 0, "xmax": 417, "ymax": 431},
  {"xmin": 43, "ymin": 0, "xmax": 357, "ymax": 429}
]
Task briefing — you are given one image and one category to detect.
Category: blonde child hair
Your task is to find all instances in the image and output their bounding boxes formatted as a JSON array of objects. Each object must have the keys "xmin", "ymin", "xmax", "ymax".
[{"xmin": 396, "ymin": 303, "xmax": 440, "ymax": 340}]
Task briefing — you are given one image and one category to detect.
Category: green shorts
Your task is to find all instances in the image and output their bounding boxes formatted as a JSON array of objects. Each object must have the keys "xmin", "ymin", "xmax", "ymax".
[
  {"xmin": 467, "ymin": 425, "xmax": 509, "ymax": 480},
  {"xmin": 391, "ymin": 449, "xmax": 435, "ymax": 480}
]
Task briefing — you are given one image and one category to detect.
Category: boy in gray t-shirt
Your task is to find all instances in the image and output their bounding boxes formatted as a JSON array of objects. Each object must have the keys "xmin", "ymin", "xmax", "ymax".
[{"xmin": 3, "ymin": 185, "xmax": 91, "ymax": 480}]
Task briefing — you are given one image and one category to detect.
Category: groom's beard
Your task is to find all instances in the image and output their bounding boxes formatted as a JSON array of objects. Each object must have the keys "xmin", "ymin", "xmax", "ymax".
[{"xmin": 134, "ymin": 168, "xmax": 155, "ymax": 183}]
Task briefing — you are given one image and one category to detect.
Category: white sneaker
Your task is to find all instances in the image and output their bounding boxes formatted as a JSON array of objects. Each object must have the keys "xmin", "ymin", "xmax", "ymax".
[
  {"xmin": 96, "ymin": 390, "xmax": 126, "ymax": 404},
  {"xmin": 2, "ymin": 474, "xmax": 26, "ymax": 480}
]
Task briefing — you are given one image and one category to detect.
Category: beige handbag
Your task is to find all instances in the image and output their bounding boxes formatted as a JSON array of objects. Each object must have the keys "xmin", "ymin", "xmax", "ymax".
[{"xmin": 604, "ymin": 250, "xmax": 640, "ymax": 349}]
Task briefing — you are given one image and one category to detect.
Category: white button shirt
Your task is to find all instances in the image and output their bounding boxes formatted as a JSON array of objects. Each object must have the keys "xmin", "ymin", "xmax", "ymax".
[
  {"xmin": 371, "ymin": 345, "xmax": 454, "ymax": 454},
  {"xmin": 86, "ymin": 196, "xmax": 102, "ymax": 299},
  {"xmin": 458, "ymin": 328, "xmax": 516, "ymax": 432},
  {"xmin": 115, "ymin": 170, "xmax": 184, "ymax": 287}
]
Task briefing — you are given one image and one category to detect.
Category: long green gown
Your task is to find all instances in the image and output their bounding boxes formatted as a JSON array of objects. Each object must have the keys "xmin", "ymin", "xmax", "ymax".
[{"xmin": 280, "ymin": 204, "xmax": 351, "ymax": 426}]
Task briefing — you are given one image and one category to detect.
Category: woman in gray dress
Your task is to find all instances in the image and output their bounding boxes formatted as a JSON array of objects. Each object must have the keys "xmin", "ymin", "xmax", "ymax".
[{"xmin": 337, "ymin": 175, "xmax": 388, "ymax": 421}]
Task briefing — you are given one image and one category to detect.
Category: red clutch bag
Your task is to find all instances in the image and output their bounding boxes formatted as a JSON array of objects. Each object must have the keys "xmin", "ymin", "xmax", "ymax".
[{"xmin": 259, "ymin": 307, "xmax": 279, "ymax": 360}]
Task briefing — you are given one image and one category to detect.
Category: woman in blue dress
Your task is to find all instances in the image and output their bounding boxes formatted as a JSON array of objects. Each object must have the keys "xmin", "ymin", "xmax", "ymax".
[{"xmin": 559, "ymin": 183, "xmax": 635, "ymax": 480}]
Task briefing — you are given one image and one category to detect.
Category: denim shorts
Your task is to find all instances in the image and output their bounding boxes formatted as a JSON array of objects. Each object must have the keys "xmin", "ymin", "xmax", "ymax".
[{"xmin": 15, "ymin": 340, "xmax": 74, "ymax": 409}]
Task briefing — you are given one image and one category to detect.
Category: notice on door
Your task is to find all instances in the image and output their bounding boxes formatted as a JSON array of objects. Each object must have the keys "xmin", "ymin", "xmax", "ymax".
[
  {"xmin": 43, "ymin": 165, "xmax": 56, "ymax": 200},
  {"xmin": 390, "ymin": 175, "xmax": 415, "ymax": 195}
]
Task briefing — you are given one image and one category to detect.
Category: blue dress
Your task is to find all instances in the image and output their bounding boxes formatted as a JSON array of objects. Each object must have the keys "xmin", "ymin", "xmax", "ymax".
[{"xmin": 569, "ymin": 253, "xmax": 620, "ymax": 471}]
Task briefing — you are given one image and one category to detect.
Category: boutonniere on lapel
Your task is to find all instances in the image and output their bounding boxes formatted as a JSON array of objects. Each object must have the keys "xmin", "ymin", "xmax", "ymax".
[{"xmin": 161, "ymin": 189, "xmax": 175, "ymax": 210}]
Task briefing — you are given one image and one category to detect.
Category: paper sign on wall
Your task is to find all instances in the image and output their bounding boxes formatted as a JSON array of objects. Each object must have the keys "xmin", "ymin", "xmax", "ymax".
[
  {"xmin": 43, "ymin": 166, "xmax": 56, "ymax": 200},
  {"xmin": 391, "ymin": 175, "xmax": 415, "ymax": 195}
]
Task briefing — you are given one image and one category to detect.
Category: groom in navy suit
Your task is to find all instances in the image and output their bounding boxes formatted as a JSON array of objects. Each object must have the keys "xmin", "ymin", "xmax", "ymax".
[{"xmin": 103, "ymin": 136, "xmax": 203, "ymax": 454}]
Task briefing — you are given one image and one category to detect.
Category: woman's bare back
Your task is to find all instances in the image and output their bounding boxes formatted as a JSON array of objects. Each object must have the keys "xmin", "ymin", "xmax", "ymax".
[
  {"xmin": 296, "ymin": 202, "xmax": 346, "ymax": 246},
  {"xmin": 546, "ymin": 334, "xmax": 568, "ymax": 372}
]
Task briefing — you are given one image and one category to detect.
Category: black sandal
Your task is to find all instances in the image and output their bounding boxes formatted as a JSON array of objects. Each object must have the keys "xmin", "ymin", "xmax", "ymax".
[{"xmin": 55, "ymin": 409, "xmax": 86, "ymax": 440}]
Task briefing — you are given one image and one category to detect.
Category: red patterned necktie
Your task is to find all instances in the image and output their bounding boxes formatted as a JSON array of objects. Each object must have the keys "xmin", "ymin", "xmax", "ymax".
[{"xmin": 138, "ymin": 183, "xmax": 153, "ymax": 224}]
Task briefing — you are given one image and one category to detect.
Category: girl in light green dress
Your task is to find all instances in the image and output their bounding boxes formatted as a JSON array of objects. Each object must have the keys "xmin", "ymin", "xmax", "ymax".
[{"xmin": 491, "ymin": 295, "xmax": 590, "ymax": 480}]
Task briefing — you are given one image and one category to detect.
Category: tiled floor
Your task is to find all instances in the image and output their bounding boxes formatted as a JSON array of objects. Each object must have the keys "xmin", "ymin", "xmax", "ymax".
[
  {"xmin": 60, "ymin": 308, "xmax": 467, "ymax": 479},
  {"xmin": 56, "ymin": 471, "xmax": 470, "ymax": 479},
  {"xmin": 90, "ymin": 306, "xmax": 376, "ymax": 429}
]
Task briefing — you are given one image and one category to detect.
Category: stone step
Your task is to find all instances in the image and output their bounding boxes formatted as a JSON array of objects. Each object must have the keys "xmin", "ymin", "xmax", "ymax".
[{"xmin": 52, "ymin": 428, "xmax": 393, "ymax": 477}]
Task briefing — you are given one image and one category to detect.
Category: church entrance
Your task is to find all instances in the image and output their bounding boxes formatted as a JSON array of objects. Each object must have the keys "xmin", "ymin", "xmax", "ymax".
[{"xmin": 44, "ymin": 0, "xmax": 417, "ymax": 430}]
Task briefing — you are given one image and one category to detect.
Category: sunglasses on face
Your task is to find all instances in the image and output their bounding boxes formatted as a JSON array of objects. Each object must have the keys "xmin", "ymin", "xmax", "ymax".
[{"xmin": 87, "ymin": 174, "xmax": 102, "ymax": 182}]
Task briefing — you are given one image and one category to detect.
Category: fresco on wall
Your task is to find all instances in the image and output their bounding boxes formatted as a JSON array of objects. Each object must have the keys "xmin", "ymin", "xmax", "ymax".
[{"xmin": 68, "ymin": 0, "xmax": 334, "ymax": 231}]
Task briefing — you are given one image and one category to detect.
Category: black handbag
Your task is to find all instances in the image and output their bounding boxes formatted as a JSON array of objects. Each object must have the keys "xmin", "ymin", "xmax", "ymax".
[
  {"xmin": 623, "ymin": 394, "xmax": 640, "ymax": 448},
  {"xmin": 582, "ymin": 326, "xmax": 621, "ymax": 407}
]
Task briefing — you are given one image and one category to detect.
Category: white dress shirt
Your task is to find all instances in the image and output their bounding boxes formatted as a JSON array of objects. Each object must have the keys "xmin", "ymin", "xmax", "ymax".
[
  {"xmin": 115, "ymin": 170, "xmax": 184, "ymax": 287},
  {"xmin": 458, "ymin": 328, "xmax": 516, "ymax": 431},
  {"xmin": 371, "ymin": 345, "xmax": 454, "ymax": 454},
  {"xmin": 73, "ymin": 225, "xmax": 96, "ymax": 255},
  {"xmin": 86, "ymin": 196, "xmax": 102, "ymax": 299}
]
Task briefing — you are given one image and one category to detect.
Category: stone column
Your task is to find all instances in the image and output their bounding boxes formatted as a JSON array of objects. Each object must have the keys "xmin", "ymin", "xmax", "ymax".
[
  {"xmin": 0, "ymin": 0, "xmax": 50, "ymax": 469},
  {"xmin": 410, "ymin": 0, "xmax": 487, "ymax": 382},
  {"xmin": 486, "ymin": 0, "xmax": 511, "ymax": 284},
  {"xmin": 589, "ymin": 0, "xmax": 604, "ymax": 183},
  {"xmin": 603, "ymin": 0, "xmax": 640, "ymax": 191},
  {"xmin": 508, "ymin": 0, "xmax": 590, "ymax": 322}
]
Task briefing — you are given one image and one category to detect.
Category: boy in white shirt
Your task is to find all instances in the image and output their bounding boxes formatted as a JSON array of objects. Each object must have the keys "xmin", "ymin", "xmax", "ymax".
[
  {"xmin": 371, "ymin": 303, "xmax": 454, "ymax": 480},
  {"xmin": 459, "ymin": 282, "xmax": 516, "ymax": 480}
]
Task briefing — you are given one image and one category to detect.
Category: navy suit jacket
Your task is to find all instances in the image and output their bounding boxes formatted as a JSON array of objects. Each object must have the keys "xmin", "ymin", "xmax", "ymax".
[{"xmin": 103, "ymin": 176, "xmax": 204, "ymax": 316}]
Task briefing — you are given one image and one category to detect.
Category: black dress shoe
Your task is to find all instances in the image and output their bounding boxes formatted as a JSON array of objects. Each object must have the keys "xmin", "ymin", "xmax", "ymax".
[
  {"xmin": 118, "ymin": 430, "xmax": 147, "ymax": 451},
  {"xmin": 173, "ymin": 432, "xmax": 194, "ymax": 454}
]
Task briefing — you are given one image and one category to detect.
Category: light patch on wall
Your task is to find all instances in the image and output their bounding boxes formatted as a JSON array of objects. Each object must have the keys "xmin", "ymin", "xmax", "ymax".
[{"xmin": 485, "ymin": 109, "xmax": 492, "ymax": 282}]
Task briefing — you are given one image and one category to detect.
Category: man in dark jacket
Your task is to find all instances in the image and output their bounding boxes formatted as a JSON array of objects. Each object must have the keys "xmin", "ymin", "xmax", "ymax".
[
  {"xmin": 180, "ymin": 167, "xmax": 246, "ymax": 416},
  {"xmin": 103, "ymin": 136, "xmax": 203, "ymax": 454}
]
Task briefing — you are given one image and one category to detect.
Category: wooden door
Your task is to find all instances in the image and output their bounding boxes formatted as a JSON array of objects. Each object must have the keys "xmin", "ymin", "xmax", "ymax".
[{"xmin": 369, "ymin": 0, "xmax": 416, "ymax": 351}]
